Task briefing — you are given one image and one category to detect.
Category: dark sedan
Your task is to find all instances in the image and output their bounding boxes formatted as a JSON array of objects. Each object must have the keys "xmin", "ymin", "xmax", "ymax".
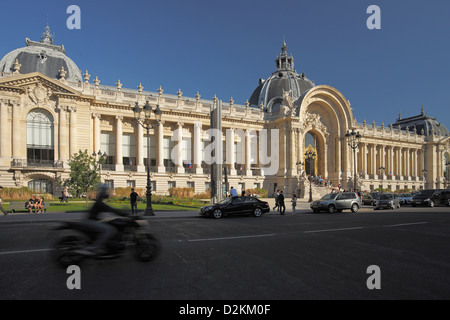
[{"xmin": 199, "ymin": 196, "xmax": 270, "ymax": 219}]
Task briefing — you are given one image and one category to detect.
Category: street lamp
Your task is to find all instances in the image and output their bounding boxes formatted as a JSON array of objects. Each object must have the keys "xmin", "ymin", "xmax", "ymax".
[
  {"xmin": 305, "ymin": 151, "xmax": 316, "ymax": 202},
  {"xmin": 133, "ymin": 100, "xmax": 162, "ymax": 216},
  {"xmin": 345, "ymin": 129, "xmax": 362, "ymax": 192}
]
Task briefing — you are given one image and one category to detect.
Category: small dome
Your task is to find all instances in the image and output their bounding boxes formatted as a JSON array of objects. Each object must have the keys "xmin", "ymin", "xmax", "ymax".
[
  {"xmin": 393, "ymin": 108, "xmax": 450, "ymax": 137},
  {"xmin": 0, "ymin": 25, "xmax": 82, "ymax": 83},
  {"xmin": 249, "ymin": 41, "xmax": 315, "ymax": 112}
]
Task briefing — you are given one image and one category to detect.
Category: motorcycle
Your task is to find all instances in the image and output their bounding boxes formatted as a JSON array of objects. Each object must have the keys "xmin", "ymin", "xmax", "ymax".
[{"xmin": 52, "ymin": 216, "xmax": 161, "ymax": 267}]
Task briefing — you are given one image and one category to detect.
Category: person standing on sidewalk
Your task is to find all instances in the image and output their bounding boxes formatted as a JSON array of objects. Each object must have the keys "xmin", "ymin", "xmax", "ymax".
[
  {"xmin": 279, "ymin": 191, "xmax": 286, "ymax": 215},
  {"xmin": 130, "ymin": 188, "xmax": 139, "ymax": 215},
  {"xmin": 291, "ymin": 194, "xmax": 297, "ymax": 215},
  {"xmin": 0, "ymin": 186, "xmax": 10, "ymax": 215}
]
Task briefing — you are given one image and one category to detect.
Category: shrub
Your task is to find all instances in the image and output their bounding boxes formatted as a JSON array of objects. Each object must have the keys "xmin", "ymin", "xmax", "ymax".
[{"xmin": 168, "ymin": 187, "xmax": 194, "ymax": 198}]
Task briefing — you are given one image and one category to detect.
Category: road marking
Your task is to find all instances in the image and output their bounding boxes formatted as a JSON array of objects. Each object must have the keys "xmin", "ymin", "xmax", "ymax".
[
  {"xmin": 0, "ymin": 248, "xmax": 53, "ymax": 256},
  {"xmin": 304, "ymin": 227, "xmax": 365, "ymax": 234},
  {"xmin": 187, "ymin": 233, "xmax": 276, "ymax": 242},
  {"xmin": 383, "ymin": 222, "xmax": 429, "ymax": 227}
]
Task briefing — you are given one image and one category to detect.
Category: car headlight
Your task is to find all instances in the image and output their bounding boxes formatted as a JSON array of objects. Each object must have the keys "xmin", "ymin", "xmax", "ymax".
[{"xmin": 424, "ymin": 199, "xmax": 430, "ymax": 202}]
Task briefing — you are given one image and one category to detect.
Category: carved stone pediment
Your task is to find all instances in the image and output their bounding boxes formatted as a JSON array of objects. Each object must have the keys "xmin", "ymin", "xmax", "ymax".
[
  {"xmin": 302, "ymin": 112, "xmax": 330, "ymax": 138},
  {"xmin": 0, "ymin": 72, "xmax": 81, "ymax": 97}
]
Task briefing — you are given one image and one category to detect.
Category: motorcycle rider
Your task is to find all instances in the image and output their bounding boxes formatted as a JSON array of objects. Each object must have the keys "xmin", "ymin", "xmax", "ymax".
[{"xmin": 75, "ymin": 184, "xmax": 129, "ymax": 256}]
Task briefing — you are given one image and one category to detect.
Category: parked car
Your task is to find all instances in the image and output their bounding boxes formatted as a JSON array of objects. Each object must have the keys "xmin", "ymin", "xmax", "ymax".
[
  {"xmin": 399, "ymin": 193, "xmax": 413, "ymax": 205},
  {"xmin": 310, "ymin": 192, "xmax": 361, "ymax": 213},
  {"xmin": 374, "ymin": 193, "xmax": 401, "ymax": 210},
  {"xmin": 411, "ymin": 189, "xmax": 450, "ymax": 207},
  {"xmin": 199, "ymin": 196, "xmax": 270, "ymax": 219},
  {"xmin": 362, "ymin": 192, "xmax": 381, "ymax": 206}
]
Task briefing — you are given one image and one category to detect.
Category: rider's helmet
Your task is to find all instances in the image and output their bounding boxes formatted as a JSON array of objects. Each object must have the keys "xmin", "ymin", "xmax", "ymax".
[{"xmin": 97, "ymin": 183, "xmax": 111, "ymax": 200}]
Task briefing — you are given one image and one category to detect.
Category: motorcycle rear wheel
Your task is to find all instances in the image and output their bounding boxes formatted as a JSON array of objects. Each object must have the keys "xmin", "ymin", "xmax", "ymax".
[
  {"xmin": 53, "ymin": 235, "xmax": 86, "ymax": 268},
  {"xmin": 134, "ymin": 233, "xmax": 161, "ymax": 262}
]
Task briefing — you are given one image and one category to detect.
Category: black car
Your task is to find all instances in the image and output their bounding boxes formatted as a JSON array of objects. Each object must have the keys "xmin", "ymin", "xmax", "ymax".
[
  {"xmin": 411, "ymin": 189, "xmax": 450, "ymax": 207},
  {"xmin": 199, "ymin": 196, "xmax": 270, "ymax": 219}
]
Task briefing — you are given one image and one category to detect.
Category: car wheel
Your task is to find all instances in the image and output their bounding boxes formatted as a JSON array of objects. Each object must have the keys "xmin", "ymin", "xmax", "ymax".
[
  {"xmin": 253, "ymin": 207, "xmax": 262, "ymax": 217},
  {"xmin": 211, "ymin": 209, "xmax": 223, "ymax": 219},
  {"xmin": 351, "ymin": 203, "xmax": 359, "ymax": 213},
  {"xmin": 328, "ymin": 205, "xmax": 336, "ymax": 214}
]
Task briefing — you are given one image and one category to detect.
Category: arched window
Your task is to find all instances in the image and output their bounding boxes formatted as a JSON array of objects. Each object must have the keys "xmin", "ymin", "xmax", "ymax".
[{"xmin": 27, "ymin": 109, "xmax": 54, "ymax": 166}]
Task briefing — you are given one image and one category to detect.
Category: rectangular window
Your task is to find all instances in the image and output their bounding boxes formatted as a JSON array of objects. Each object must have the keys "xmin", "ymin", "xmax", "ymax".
[
  {"xmin": 123, "ymin": 134, "xmax": 136, "ymax": 167},
  {"xmin": 143, "ymin": 135, "xmax": 156, "ymax": 164},
  {"xmin": 168, "ymin": 181, "xmax": 176, "ymax": 189},
  {"xmin": 101, "ymin": 132, "xmax": 116, "ymax": 165}
]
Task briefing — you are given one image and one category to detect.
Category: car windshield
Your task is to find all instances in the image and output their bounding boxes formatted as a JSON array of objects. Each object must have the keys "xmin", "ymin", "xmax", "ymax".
[
  {"xmin": 321, "ymin": 193, "xmax": 338, "ymax": 200},
  {"xmin": 380, "ymin": 194, "xmax": 394, "ymax": 200},
  {"xmin": 218, "ymin": 198, "xmax": 232, "ymax": 205}
]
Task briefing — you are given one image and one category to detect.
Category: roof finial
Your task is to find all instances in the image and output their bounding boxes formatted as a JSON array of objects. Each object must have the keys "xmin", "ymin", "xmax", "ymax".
[
  {"xmin": 41, "ymin": 19, "xmax": 54, "ymax": 45},
  {"xmin": 421, "ymin": 104, "xmax": 425, "ymax": 115}
]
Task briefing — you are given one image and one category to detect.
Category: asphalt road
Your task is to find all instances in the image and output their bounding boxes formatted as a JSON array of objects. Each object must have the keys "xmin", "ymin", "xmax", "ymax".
[{"xmin": 0, "ymin": 205, "xmax": 449, "ymax": 300}]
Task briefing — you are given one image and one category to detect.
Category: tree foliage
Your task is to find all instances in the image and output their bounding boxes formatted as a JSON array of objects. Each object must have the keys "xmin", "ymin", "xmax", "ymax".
[{"xmin": 65, "ymin": 150, "xmax": 101, "ymax": 206}]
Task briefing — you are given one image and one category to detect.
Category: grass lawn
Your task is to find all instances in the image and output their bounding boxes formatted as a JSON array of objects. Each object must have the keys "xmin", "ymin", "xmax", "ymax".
[{"xmin": 5, "ymin": 199, "xmax": 205, "ymax": 213}]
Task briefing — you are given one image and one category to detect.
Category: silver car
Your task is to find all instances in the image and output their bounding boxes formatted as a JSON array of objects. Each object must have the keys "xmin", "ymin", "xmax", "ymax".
[
  {"xmin": 374, "ymin": 193, "xmax": 401, "ymax": 210},
  {"xmin": 310, "ymin": 192, "xmax": 362, "ymax": 213}
]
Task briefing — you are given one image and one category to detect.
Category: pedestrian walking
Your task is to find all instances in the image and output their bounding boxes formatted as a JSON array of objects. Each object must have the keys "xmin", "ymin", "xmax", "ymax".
[
  {"xmin": 279, "ymin": 191, "xmax": 286, "ymax": 215},
  {"xmin": 291, "ymin": 194, "xmax": 297, "ymax": 215},
  {"xmin": 273, "ymin": 190, "xmax": 280, "ymax": 211},
  {"xmin": 130, "ymin": 188, "xmax": 139, "ymax": 215},
  {"xmin": 60, "ymin": 187, "xmax": 69, "ymax": 203}
]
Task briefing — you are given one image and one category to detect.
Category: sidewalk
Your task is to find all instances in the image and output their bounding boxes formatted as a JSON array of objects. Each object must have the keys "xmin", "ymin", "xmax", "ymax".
[{"xmin": 0, "ymin": 198, "xmax": 312, "ymax": 224}]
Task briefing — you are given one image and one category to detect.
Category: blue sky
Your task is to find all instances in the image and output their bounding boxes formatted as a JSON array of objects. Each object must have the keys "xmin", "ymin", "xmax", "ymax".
[{"xmin": 1, "ymin": 0, "xmax": 449, "ymax": 128}]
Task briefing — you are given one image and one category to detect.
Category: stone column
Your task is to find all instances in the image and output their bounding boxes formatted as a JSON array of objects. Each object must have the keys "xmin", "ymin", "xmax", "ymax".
[
  {"xmin": 58, "ymin": 106, "xmax": 69, "ymax": 164},
  {"xmin": 245, "ymin": 129, "xmax": 253, "ymax": 176},
  {"xmin": 12, "ymin": 101, "xmax": 22, "ymax": 161},
  {"xmin": 0, "ymin": 100, "xmax": 11, "ymax": 165},
  {"xmin": 136, "ymin": 121, "xmax": 144, "ymax": 172},
  {"xmin": 225, "ymin": 127, "xmax": 235, "ymax": 175},
  {"xmin": 157, "ymin": 120, "xmax": 165, "ymax": 173},
  {"xmin": 92, "ymin": 113, "xmax": 101, "ymax": 154},
  {"xmin": 68, "ymin": 106, "xmax": 77, "ymax": 159},
  {"xmin": 176, "ymin": 122, "xmax": 184, "ymax": 173},
  {"xmin": 115, "ymin": 115, "xmax": 124, "ymax": 172},
  {"xmin": 194, "ymin": 122, "xmax": 203, "ymax": 174}
]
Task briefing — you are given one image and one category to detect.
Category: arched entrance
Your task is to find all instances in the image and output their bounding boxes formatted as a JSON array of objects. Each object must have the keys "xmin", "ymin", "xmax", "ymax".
[{"xmin": 304, "ymin": 132, "xmax": 318, "ymax": 176}]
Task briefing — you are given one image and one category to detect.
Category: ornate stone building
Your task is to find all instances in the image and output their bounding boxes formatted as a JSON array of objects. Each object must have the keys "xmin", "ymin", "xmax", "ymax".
[{"xmin": 0, "ymin": 27, "xmax": 449, "ymax": 197}]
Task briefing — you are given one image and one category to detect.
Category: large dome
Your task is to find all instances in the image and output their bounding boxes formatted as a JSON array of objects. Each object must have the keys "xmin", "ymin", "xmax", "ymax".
[
  {"xmin": 0, "ymin": 25, "xmax": 82, "ymax": 83},
  {"xmin": 249, "ymin": 41, "xmax": 315, "ymax": 112}
]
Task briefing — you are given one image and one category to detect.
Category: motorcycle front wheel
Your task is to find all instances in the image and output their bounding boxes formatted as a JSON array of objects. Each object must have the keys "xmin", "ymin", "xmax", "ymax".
[
  {"xmin": 133, "ymin": 233, "xmax": 161, "ymax": 262},
  {"xmin": 53, "ymin": 235, "xmax": 86, "ymax": 268}
]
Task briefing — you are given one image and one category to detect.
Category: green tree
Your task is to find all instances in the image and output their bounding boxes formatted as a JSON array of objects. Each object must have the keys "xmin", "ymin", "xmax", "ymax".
[{"xmin": 65, "ymin": 149, "xmax": 102, "ymax": 207}]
